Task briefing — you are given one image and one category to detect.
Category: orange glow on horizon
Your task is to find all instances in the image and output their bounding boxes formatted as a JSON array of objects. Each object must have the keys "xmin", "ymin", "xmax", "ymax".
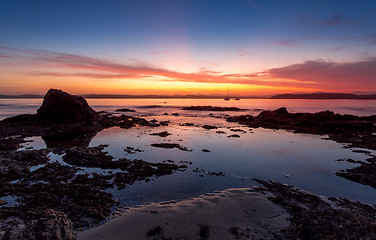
[{"xmin": 1, "ymin": 45, "xmax": 373, "ymax": 96}]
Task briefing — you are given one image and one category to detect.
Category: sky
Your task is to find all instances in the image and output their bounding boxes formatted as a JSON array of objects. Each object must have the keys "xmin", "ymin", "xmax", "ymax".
[{"xmin": 0, "ymin": 0, "xmax": 375, "ymax": 96}]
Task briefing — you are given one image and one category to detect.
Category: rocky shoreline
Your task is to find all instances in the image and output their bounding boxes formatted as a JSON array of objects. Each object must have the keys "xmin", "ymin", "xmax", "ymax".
[
  {"xmin": 1, "ymin": 90, "xmax": 376, "ymax": 239},
  {"xmin": 0, "ymin": 90, "xmax": 187, "ymax": 239}
]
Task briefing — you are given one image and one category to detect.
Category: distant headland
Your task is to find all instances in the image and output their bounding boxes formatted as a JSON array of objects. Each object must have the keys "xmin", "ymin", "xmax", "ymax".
[{"xmin": 270, "ymin": 93, "xmax": 376, "ymax": 99}]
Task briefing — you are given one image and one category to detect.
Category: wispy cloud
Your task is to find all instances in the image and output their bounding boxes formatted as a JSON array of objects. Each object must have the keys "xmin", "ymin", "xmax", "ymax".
[
  {"xmin": 263, "ymin": 58, "xmax": 376, "ymax": 88},
  {"xmin": 322, "ymin": 14, "xmax": 346, "ymax": 26},
  {"xmin": 364, "ymin": 33, "xmax": 376, "ymax": 45},
  {"xmin": 30, "ymin": 72, "xmax": 144, "ymax": 80},
  {"xmin": 275, "ymin": 40, "xmax": 298, "ymax": 47},
  {"xmin": 299, "ymin": 13, "xmax": 357, "ymax": 27},
  {"xmin": 147, "ymin": 51, "xmax": 159, "ymax": 55},
  {"xmin": 1, "ymin": 45, "xmax": 375, "ymax": 90},
  {"xmin": 230, "ymin": 48, "xmax": 258, "ymax": 57}
]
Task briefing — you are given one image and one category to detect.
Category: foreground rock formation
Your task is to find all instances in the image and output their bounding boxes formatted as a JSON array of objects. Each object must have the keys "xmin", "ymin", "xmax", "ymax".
[
  {"xmin": 37, "ymin": 89, "xmax": 97, "ymax": 123},
  {"xmin": 0, "ymin": 89, "xmax": 185, "ymax": 239},
  {"xmin": 0, "ymin": 89, "xmax": 160, "ymax": 148}
]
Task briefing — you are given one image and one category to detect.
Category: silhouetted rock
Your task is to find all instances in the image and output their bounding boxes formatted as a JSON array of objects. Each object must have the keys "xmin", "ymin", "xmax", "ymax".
[
  {"xmin": 37, "ymin": 89, "xmax": 97, "ymax": 123},
  {"xmin": 151, "ymin": 143, "xmax": 192, "ymax": 151},
  {"xmin": 202, "ymin": 125, "xmax": 218, "ymax": 130},
  {"xmin": 227, "ymin": 107, "xmax": 376, "ymax": 150},
  {"xmin": 150, "ymin": 131, "xmax": 172, "ymax": 137},
  {"xmin": 115, "ymin": 108, "xmax": 136, "ymax": 112}
]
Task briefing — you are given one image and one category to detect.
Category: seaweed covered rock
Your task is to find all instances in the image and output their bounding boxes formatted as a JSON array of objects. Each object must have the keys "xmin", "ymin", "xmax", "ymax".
[{"xmin": 37, "ymin": 89, "xmax": 97, "ymax": 123}]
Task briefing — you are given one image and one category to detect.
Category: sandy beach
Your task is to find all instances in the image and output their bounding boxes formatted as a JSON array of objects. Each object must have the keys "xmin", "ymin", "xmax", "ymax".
[{"xmin": 78, "ymin": 188, "xmax": 290, "ymax": 240}]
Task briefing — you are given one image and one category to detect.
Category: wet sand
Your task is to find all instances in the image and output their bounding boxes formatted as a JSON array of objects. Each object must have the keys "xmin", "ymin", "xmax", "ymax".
[{"xmin": 78, "ymin": 188, "xmax": 290, "ymax": 240}]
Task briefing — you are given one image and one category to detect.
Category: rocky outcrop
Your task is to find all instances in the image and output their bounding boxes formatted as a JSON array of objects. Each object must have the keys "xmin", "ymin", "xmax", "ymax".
[
  {"xmin": 0, "ymin": 89, "xmax": 159, "ymax": 146},
  {"xmin": 227, "ymin": 107, "xmax": 376, "ymax": 150},
  {"xmin": 37, "ymin": 89, "xmax": 97, "ymax": 123}
]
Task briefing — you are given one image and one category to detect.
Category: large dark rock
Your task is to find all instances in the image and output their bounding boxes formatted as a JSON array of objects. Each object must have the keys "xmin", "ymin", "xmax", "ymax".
[{"xmin": 37, "ymin": 89, "xmax": 97, "ymax": 123}]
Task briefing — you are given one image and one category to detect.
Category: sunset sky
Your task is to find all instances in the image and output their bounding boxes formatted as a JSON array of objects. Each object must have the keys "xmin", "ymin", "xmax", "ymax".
[{"xmin": 0, "ymin": 0, "xmax": 375, "ymax": 96}]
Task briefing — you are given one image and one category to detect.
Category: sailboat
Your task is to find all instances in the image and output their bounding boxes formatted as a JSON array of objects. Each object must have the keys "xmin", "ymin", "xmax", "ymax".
[
  {"xmin": 224, "ymin": 86, "xmax": 230, "ymax": 100},
  {"xmin": 234, "ymin": 89, "xmax": 240, "ymax": 100}
]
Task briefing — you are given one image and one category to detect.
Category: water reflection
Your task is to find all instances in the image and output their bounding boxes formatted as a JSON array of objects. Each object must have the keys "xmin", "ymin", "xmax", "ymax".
[{"xmin": 89, "ymin": 124, "xmax": 376, "ymax": 205}]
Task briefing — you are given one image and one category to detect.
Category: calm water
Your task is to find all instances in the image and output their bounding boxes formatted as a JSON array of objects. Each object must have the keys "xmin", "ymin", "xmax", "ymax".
[
  {"xmin": 3, "ymin": 98, "xmax": 376, "ymax": 205},
  {"xmin": 1, "ymin": 98, "xmax": 376, "ymax": 120}
]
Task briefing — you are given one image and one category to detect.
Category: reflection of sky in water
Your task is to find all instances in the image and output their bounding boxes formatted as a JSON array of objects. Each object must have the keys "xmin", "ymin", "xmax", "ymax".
[
  {"xmin": 18, "ymin": 121, "xmax": 376, "ymax": 205},
  {"xmin": 8, "ymin": 98, "xmax": 376, "ymax": 206},
  {"xmin": 88, "ymin": 123, "xmax": 376, "ymax": 206},
  {"xmin": 0, "ymin": 196, "xmax": 18, "ymax": 208}
]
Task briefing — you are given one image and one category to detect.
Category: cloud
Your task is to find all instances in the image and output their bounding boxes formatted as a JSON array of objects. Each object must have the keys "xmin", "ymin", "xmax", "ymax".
[
  {"xmin": 0, "ymin": 53, "xmax": 12, "ymax": 59},
  {"xmin": 264, "ymin": 58, "xmax": 376, "ymax": 88},
  {"xmin": 323, "ymin": 46, "xmax": 348, "ymax": 52},
  {"xmin": 275, "ymin": 40, "xmax": 298, "ymax": 47},
  {"xmin": 30, "ymin": 72, "xmax": 144, "ymax": 80},
  {"xmin": 364, "ymin": 33, "xmax": 376, "ymax": 45},
  {"xmin": 1, "ymin": 45, "xmax": 375, "ymax": 91},
  {"xmin": 322, "ymin": 14, "xmax": 346, "ymax": 26},
  {"xmin": 299, "ymin": 13, "xmax": 354, "ymax": 27},
  {"xmin": 230, "ymin": 48, "xmax": 258, "ymax": 57}
]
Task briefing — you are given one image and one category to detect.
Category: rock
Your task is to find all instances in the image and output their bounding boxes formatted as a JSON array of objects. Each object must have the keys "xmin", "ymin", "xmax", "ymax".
[
  {"xmin": 226, "ymin": 107, "xmax": 376, "ymax": 150},
  {"xmin": 150, "ymin": 131, "xmax": 172, "ymax": 137},
  {"xmin": 254, "ymin": 179, "xmax": 376, "ymax": 240},
  {"xmin": 180, "ymin": 123, "xmax": 194, "ymax": 126},
  {"xmin": 159, "ymin": 121, "xmax": 169, "ymax": 126},
  {"xmin": 37, "ymin": 89, "xmax": 97, "ymax": 123},
  {"xmin": 115, "ymin": 108, "xmax": 135, "ymax": 112},
  {"xmin": 202, "ymin": 125, "xmax": 218, "ymax": 130},
  {"xmin": 151, "ymin": 143, "xmax": 192, "ymax": 152},
  {"xmin": 0, "ymin": 209, "xmax": 76, "ymax": 240}
]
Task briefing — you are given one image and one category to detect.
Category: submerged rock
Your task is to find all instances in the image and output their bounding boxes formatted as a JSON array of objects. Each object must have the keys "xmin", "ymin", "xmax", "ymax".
[
  {"xmin": 150, "ymin": 131, "xmax": 172, "ymax": 137},
  {"xmin": 151, "ymin": 143, "xmax": 192, "ymax": 152}
]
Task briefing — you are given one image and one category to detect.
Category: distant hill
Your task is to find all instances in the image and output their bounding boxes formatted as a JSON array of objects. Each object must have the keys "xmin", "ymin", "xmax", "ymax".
[
  {"xmin": 0, "ymin": 94, "xmax": 43, "ymax": 98},
  {"xmin": 271, "ymin": 93, "xmax": 376, "ymax": 99}
]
